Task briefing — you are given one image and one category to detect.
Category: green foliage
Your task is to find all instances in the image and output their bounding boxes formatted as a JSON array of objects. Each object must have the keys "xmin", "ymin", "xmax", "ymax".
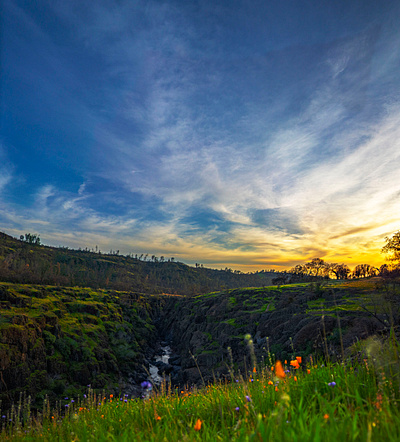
[{"xmin": 4, "ymin": 351, "xmax": 400, "ymax": 441}]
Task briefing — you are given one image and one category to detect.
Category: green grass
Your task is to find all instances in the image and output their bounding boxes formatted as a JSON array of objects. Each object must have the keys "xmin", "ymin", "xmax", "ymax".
[{"xmin": 2, "ymin": 340, "xmax": 400, "ymax": 441}]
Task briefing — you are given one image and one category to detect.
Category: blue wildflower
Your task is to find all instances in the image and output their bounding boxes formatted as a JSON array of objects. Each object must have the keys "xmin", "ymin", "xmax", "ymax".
[{"xmin": 141, "ymin": 381, "xmax": 152, "ymax": 389}]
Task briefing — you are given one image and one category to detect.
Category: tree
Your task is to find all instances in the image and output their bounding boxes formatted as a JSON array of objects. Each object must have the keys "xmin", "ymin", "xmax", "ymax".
[
  {"xmin": 352, "ymin": 264, "xmax": 377, "ymax": 278},
  {"xmin": 306, "ymin": 258, "xmax": 327, "ymax": 277},
  {"xmin": 20, "ymin": 233, "xmax": 41, "ymax": 245},
  {"xmin": 382, "ymin": 230, "xmax": 400, "ymax": 264},
  {"xmin": 327, "ymin": 263, "xmax": 350, "ymax": 279}
]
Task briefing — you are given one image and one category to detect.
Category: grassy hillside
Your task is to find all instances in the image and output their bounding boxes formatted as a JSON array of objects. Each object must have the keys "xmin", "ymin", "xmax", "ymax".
[
  {"xmin": 2, "ymin": 339, "xmax": 400, "ymax": 441},
  {"xmin": 0, "ymin": 232, "xmax": 277, "ymax": 294}
]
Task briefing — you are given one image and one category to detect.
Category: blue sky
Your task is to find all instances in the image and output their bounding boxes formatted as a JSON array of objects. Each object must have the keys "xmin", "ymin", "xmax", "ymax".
[{"xmin": 1, "ymin": 0, "xmax": 400, "ymax": 271}]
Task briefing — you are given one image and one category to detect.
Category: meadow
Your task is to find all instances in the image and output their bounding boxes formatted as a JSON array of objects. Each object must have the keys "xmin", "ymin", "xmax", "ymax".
[{"xmin": 1, "ymin": 334, "xmax": 400, "ymax": 441}]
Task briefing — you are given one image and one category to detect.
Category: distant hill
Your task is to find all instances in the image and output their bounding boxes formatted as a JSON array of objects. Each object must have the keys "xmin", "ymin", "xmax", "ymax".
[{"xmin": 0, "ymin": 232, "xmax": 279, "ymax": 295}]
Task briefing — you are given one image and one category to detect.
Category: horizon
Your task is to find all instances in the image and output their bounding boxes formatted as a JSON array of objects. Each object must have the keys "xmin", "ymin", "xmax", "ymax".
[
  {"xmin": 3, "ymin": 230, "xmax": 389, "ymax": 274},
  {"xmin": 1, "ymin": 1, "xmax": 400, "ymax": 272}
]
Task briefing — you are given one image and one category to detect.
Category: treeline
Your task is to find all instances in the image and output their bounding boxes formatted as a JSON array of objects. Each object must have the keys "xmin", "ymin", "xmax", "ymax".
[
  {"xmin": 289, "ymin": 258, "xmax": 389, "ymax": 280},
  {"xmin": 0, "ymin": 232, "xmax": 276, "ymax": 295}
]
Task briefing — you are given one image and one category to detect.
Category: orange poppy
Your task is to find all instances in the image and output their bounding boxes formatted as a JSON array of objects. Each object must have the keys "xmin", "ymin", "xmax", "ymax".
[
  {"xmin": 194, "ymin": 419, "xmax": 202, "ymax": 431},
  {"xmin": 296, "ymin": 356, "xmax": 302, "ymax": 364},
  {"xmin": 290, "ymin": 360, "xmax": 300, "ymax": 369},
  {"xmin": 275, "ymin": 360, "xmax": 286, "ymax": 379}
]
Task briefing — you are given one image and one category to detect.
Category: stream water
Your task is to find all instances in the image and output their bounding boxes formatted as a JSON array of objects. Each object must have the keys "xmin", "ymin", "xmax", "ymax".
[{"xmin": 149, "ymin": 345, "xmax": 171, "ymax": 385}]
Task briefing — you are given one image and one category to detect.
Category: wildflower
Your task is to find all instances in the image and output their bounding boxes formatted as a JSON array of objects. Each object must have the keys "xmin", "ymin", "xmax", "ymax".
[
  {"xmin": 328, "ymin": 382, "xmax": 336, "ymax": 387},
  {"xmin": 141, "ymin": 381, "xmax": 152, "ymax": 389},
  {"xmin": 71, "ymin": 399, "xmax": 75, "ymax": 403},
  {"xmin": 296, "ymin": 356, "xmax": 302, "ymax": 364},
  {"xmin": 290, "ymin": 360, "xmax": 300, "ymax": 369},
  {"xmin": 194, "ymin": 419, "xmax": 202, "ymax": 431},
  {"xmin": 294, "ymin": 376, "xmax": 297, "ymax": 382},
  {"xmin": 83, "ymin": 394, "xmax": 87, "ymax": 399},
  {"xmin": 156, "ymin": 416, "xmax": 161, "ymax": 421},
  {"xmin": 275, "ymin": 360, "xmax": 286, "ymax": 379},
  {"xmin": 235, "ymin": 379, "xmax": 239, "ymax": 383},
  {"xmin": 235, "ymin": 407, "xmax": 240, "ymax": 412},
  {"xmin": 324, "ymin": 414, "xmax": 329, "ymax": 419},
  {"xmin": 307, "ymin": 369, "xmax": 311, "ymax": 374},
  {"xmin": 110, "ymin": 394, "xmax": 113, "ymax": 398},
  {"xmin": 246, "ymin": 395, "xmax": 251, "ymax": 402},
  {"xmin": 253, "ymin": 367, "xmax": 257, "ymax": 373},
  {"xmin": 275, "ymin": 386, "xmax": 278, "ymax": 392},
  {"xmin": 268, "ymin": 381, "xmax": 273, "ymax": 385}
]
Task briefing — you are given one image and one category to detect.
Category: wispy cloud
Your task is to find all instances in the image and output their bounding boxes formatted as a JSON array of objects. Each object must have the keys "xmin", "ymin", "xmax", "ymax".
[{"xmin": 1, "ymin": 1, "xmax": 400, "ymax": 270}]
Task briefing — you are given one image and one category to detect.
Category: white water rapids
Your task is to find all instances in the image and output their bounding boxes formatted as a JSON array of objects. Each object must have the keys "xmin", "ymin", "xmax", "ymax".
[{"xmin": 149, "ymin": 345, "xmax": 171, "ymax": 385}]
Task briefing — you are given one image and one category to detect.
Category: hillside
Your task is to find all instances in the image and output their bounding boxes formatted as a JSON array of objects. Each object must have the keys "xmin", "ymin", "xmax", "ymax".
[
  {"xmin": 1, "ymin": 277, "xmax": 396, "ymax": 415},
  {"xmin": 0, "ymin": 232, "xmax": 277, "ymax": 295},
  {"xmin": 160, "ymin": 278, "xmax": 395, "ymax": 386},
  {"xmin": 1, "ymin": 231, "xmax": 398, "ymax": 416},
  {"xmin": 0, "ymin": 282, "xmax": 163, "ymax": 412}
]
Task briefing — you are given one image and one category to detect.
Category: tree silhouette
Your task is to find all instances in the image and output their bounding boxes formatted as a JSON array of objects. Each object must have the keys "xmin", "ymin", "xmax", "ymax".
[{"xmin": 382, "ymin": 230, "xmax": 400, "ymax": 264}]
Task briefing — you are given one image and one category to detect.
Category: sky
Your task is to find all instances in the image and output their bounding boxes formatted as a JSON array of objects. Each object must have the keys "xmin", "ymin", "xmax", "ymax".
[{"xmin": 1, "ymin": 0, "xmax": 400, "ymax": 272}]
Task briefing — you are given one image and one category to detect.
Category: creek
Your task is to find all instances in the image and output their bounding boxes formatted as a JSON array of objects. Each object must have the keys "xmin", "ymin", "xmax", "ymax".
[{"xmin": 149, "ymin": 345, "xmax": 172, "ymax": 385}]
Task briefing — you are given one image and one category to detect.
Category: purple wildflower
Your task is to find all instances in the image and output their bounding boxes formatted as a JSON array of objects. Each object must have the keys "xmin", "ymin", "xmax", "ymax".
[
  {"xmin": 83, "ymin": 394, "xmax": 87, "ymax": 399},
  {"xmin": 328, "ymin": 381, "xmax": 336, "ymax": 387},
  {"xmin": 235, "ymin": 407, "xmax": 240, "ymax": 412},
  {"xmin": 141, "ymin": 381, "xmax": 152, "ymax": 389},
  {"xmin": 246, "ymin": 395, "xmax": 251, "ymax": 402}
]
